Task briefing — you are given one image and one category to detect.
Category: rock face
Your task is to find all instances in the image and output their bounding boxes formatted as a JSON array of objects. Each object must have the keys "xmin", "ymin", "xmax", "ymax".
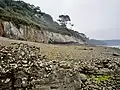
[
  {"xmin": 0, "ymin": 23, "xmax": 4, "ymax": 36},
  {"xmin": 1, "ymin": 22, "xmax": 85, "ymax": 44}
]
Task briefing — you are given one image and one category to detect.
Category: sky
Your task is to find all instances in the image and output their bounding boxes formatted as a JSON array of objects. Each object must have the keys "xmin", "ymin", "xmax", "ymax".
[{"xmin": 23, "ymin": 0, "xmax": 120, "ymax": 40}]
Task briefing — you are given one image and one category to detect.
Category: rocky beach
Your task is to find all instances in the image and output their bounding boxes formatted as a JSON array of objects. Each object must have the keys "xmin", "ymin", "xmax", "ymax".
[
  {"xmin": 0, "ymin": 37, "xmax": 120, "ymax": 90},
  {"xmin": 0, "ymin": 0, "xmax": 119, "ymax": 90}
]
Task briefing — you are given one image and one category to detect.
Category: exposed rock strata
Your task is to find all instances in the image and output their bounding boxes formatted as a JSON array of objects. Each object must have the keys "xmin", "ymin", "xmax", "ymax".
[{"xmin": 0, "ymin": 22, "xmax": 85, "ymax": 44}]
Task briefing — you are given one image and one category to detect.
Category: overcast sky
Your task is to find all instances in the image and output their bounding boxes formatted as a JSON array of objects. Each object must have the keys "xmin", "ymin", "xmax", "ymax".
[{"xmin": 23, "ymin": 0, "xmax": 120, "ymax": 40}]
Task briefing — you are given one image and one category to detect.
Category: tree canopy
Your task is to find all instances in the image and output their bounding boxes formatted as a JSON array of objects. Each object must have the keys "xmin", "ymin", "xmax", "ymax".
[{"xmin": 58, "ymin": 15, "xmax": 71, "ymax": 27}]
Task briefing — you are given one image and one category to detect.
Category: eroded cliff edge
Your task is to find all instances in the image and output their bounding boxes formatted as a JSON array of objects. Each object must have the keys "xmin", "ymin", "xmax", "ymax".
[{"xmin": 0, "ymin": 22, "xmax": 87, "ymax": 44}]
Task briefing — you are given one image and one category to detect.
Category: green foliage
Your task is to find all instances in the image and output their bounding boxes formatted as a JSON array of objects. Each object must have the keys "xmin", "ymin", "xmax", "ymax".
[
  {"xmin": 0, "ymin": 0, "xmax": 43, "ymax": 26},
  {"xmin": 95, "ymin": 75, "xmax": 111, "ymax": 83},
  {"xmin": 58, "ymin": 15, "xmax": 71, "ymax": 27},
  {"xmin": 48, "ymin": 38, "xmax": 54, "ymax": 44}
]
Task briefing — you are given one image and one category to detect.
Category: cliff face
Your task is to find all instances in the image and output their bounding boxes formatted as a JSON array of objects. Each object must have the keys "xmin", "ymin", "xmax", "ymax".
[
  {"xmin": 0, "ymin": 22, "xmax": 4, "ymax": 36},
  {"xmin": 0, "ymin": 22, "xmax": 85, "ymax": 44}
]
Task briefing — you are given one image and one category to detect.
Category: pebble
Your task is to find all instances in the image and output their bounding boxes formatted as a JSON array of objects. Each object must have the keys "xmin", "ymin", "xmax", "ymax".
[{"xmin": 0, "ymin": 43, "xmax": 120, "ymax": 90}]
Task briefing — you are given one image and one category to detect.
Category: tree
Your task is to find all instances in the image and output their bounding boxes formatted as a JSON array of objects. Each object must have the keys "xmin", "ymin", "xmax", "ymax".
[
  {"xmin": 58, "ymin": 15, "xmax": 71, "ymax": 27},
  {"xmin": 4, "ymin": 0, "xmax": 13, "ymax": 6},
  {"xmin": 69, "ymin": 23, "xmax": 74, "ymax": 30},
  {"xmin": 0, "ymin": 0, "xmax": 6, "ymax": 8}
]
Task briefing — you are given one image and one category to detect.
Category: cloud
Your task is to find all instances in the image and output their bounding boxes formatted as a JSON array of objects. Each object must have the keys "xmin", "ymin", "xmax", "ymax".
[{"xmin": 23, "ymin": 0, "xmax": 120, "ymax": 39}]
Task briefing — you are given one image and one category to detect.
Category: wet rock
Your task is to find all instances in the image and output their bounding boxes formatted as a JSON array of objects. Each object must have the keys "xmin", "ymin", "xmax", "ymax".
[
  {"xmin": 50, "ymin": 84, "xmax": 59, "ymax": 89},
  {"xmin": 88, "ymin": 85, "xmax": 99, "ymax": 89},
  {"xmin": 99, "ymin": 68, "xmax": 111, "ymax": 74},
  {"xmin": 112, "ymin": 53, "xmax": 120, "ymax": 56},
  {"xmin": 0, "ymin": 43, "xmax": 120, "ymax": 90},
  {"xmin": 79, "ymin": 73, "xmax": 87, "ymax": 82}
]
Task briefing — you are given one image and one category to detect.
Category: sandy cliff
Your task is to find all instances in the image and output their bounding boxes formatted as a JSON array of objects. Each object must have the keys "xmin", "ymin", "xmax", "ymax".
[{"xmin": 0, "ymin": 22, "xmax": 85, "ymax": 44}]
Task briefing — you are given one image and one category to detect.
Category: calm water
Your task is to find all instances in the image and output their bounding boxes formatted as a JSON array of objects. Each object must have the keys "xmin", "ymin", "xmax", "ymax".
[{"xmin": 107, "ymin": 45, "xmax": 120, "ymax": 49}]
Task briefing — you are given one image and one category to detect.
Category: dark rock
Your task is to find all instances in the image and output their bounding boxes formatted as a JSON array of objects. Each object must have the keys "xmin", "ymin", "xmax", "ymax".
[
  {"xmin": 112, "ymin": 53, "xmax": 119, "ymax": 56},
  {"xmin": 50, "ymin": 84, "xmax": 59, "ymax": 89}
]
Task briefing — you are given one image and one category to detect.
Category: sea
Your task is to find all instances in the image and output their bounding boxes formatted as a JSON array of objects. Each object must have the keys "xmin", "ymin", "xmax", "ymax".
[
  {"xmin": 98, "ymin": 45, "xmax": 120, "ymax": 49},
  {"xmin": 106, "ymin": 45, "xmax": 120, "ymax": 49}
]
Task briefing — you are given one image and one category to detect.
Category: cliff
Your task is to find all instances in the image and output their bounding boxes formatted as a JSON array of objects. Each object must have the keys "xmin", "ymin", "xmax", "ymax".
[
  {"xmin": 0, "ymin": 22, "xmax": 85, "ymax": 44},
  {"xmin": 0, "ymin": 0, "xmax": 87, "ymax": 44}
]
